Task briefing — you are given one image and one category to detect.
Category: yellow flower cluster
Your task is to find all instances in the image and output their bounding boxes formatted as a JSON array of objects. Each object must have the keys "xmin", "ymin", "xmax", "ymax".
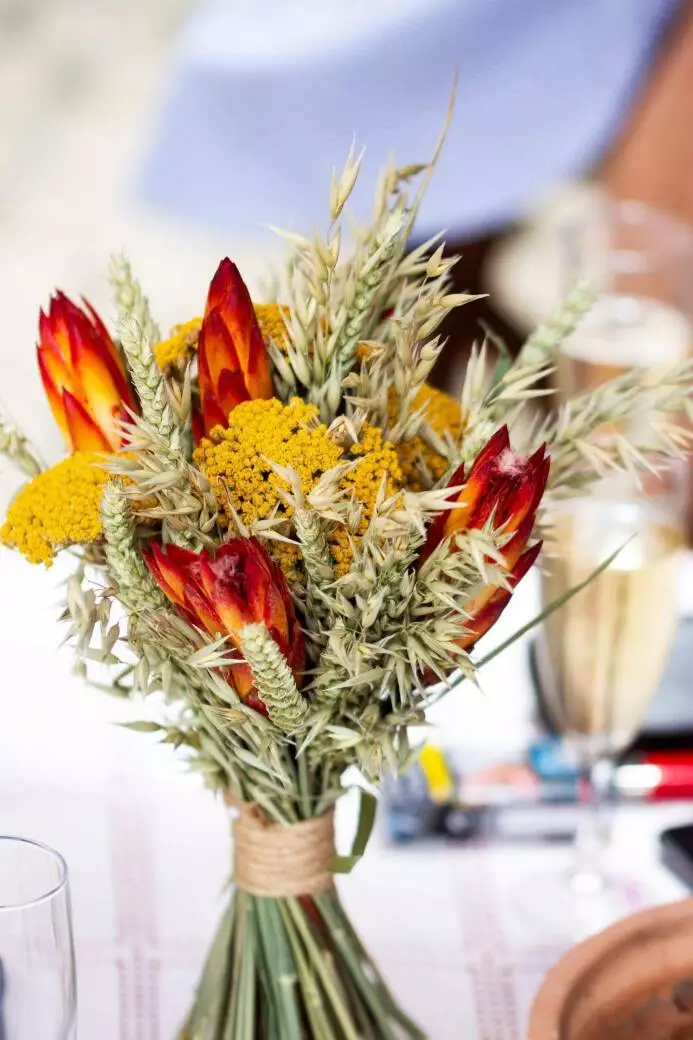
[
  {"xmin": 254, "ymin": 303, "xmax": 290, "ymax": 351},
  {"xmin": 154, "ymin": 318, "xmax": 202, "ymax": 371},
  {"xmin": 194, "ymin": 398, "xmax": 343, "ymax": 526},
  {"xmin": 330, "ymin": 424, "xmax": 402, "ymax": 574},
  {"xmin": 193, "ymin": 397, "xmax": 403, "ymax": 577},
  {"xmin": 153, "ymin": 305, "xmax": 289, "ymax": 371},
  {"xmin": 396, "ymin": 384, "xmax": 463, "ymax": 490},
  {"xmin": 1, "ymin": 452, "xmax": 107, "ymax": 565}
]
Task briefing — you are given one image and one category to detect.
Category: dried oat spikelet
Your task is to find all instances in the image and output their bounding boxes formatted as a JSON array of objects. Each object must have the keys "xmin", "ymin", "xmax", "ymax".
[
  {"xmin": 109, "ymin": 252, "xmax": 161, "ymax": 345},
  {"xmin": 294, "ymin": 506, "xmax": 335, "ymax": 626},
  {"xmin": 108, "ymin": 417, "xmax": 218, "ymax": 551},
  {"xmin": 101, "ymin": 479, "xmax": 167, "ymax": 611},
  {"xmin": 295, "ymin": 508, "xmax": 334, "ymax": 588},
  {"xmin": 240, "ymin": 623, "xmax": 308, "ymax": 733},
  {"xmin": 538, "ymin": 361, "xmax": 693, "ymax": 494},
  {"xmin": 0, "ymin": 402, "xmax": 43, "ymax": 477},
  {"xmin": 512, "ymin": 281, "xmax": 595, "ymax": 373},
  {"xmin": 109, "ymin": 254, "xmax": 186, "ymax": 455},
  {"xmin": 116, "ymin": 312, "xmax": 185, "ymax": 452},
  {"xmin": 332, "ymin": 210, "xmax": 406, "ymax": 374}
]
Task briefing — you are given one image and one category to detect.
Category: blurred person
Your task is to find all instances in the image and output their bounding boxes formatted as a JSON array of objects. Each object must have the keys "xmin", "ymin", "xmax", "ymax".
[{"xmin": 138, "ymin": 0, "xmax": 687, "ymax": 386}]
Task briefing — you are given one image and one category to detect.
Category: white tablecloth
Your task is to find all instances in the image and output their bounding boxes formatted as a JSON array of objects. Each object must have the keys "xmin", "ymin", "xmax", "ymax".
[{"xmin": 0, "ymin": 549, "xmax": 690, "ymax": 1039}]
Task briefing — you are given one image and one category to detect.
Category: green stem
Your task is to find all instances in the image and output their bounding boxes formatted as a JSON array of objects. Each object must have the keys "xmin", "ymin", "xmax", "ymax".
[
  {"xmin": 285, "ymin": 897, "xmax": 359, "ymax": 1040},
  {"xmin": 182, "ymin": 883, "xmax": 425, "ymax": 1040},
  {"xmin": 182, "ymin": 896, "xmax": 236, "ymax": 1040},
  {"xmin": 298, "ymin": 752, "xmax": 312, "ymax": 821},
  {"xmin": 332, "ymin": 896, "xmax": 426, "ymax": 1039},
  {"xmin": 278, "ymin": 900, "xmax": 334, "ymax": 1040},
  {"xmin": 226, "ymin": 891, "xmax": 248, "ymax": 1037},
  {"xmin": 254, "ymin": 898, "xmax": 303, "ymax": 1040},
  {"xmin": 315, "ymin": 894, "xmax": 400, "ymax": 1040},
  {"xmin": 232, "ymin": 900, "xmax": 257, "ymax": 1040}
]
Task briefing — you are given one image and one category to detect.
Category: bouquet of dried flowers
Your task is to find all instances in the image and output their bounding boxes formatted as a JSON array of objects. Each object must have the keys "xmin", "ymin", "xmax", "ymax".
[{"xmin": 2, "ymin": 123, "xmax": 692, "ymax": 1039}]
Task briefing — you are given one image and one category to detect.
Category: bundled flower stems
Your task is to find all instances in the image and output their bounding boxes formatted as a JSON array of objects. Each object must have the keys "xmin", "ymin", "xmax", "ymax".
[{"xmin": 2, "ymin": 123, "xmax": 693, "ymax": 1038}]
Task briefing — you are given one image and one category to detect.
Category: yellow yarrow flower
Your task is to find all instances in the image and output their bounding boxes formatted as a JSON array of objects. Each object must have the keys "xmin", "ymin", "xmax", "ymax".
[
  {"xmin": 154, "ymin": 305, "xmax": 290, "ymax": 371},
  {"xmin": 353, "ymin": 344, "xmax": 463, "ymax": 488},
  {"xmin": 254, "ymin": 303, "xmax": 290, "ymax": 352},
  {"xmin": 395, "ymin": 384, "xmax": 464, "ymax": 490},
  {"xmin": 1, "ymin": 452, "xmax": 107, "ymax": 565},
  {"xmin": 154, "ymin": 318, "xmax": 202, "ymax": 371},
  {"xmin": 330, "ymin": 424, "xmax": 402, "ymax": 575},
  {"xmin": 194, "ymin": 398, "xmax": 343, "ymax": 527},
  {"xmin": 193, "ymin": 397, "xmax": 403, "ymax": 577}
]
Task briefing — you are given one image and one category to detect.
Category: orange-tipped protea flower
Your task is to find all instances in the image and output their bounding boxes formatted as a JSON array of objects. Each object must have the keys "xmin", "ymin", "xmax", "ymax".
[
  {"xmin": 197, "ymin": 258, "xmax": 274, "ymax": 434},
  {"xmin": 37, "ymin": 292, "xmax": 135, "ymax": 452},
  {"xmin": 145, "ymin": 537, "xmax": 304, "ymax": 713},
  {"xmin": 422, "ymin": 426, "xmax": 549, "ymax": 651}
]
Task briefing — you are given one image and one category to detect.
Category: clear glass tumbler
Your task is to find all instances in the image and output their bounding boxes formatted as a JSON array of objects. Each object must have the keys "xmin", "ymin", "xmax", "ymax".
[{"xmin": 0, "ymin": 837, "xmax": 77, "ymax": 1038}]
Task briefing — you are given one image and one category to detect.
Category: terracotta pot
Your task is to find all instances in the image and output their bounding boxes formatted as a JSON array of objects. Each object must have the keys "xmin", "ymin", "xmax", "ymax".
[{"xmin": 529, "ymin": 898, "xmax": 693, "ymax": 1039}]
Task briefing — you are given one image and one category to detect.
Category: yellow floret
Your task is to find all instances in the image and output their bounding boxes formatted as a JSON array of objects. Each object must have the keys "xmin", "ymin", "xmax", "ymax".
[
  {"xmin": 254, "ymin": 304, "xmax": 290, "ymax": 351},
  {"xmin": 154, "ymin": 305, "xmax": 290, "ymax": 370},
  {"xmin": 193, "ymin": 398, "xmax": 343, "ymax": 529},
  {"xmin": 394, "ymin": 384, "xmax": 464, "ymax": 490},
  {"xmin": 343, "ymin": 424, "xmax": 403, "ymax": 531},
  {"xmin": 154, "ymin": 318, "xmax": 202, "ymax": 370},
  {"xmin": 1, "ymin": 452, "xmax": 108, "ymax": 565},
  {"xmin": 193, "ymin": 399, "xmax": 404, "ymax": 578},
  {"xmin": 329, "ymin": 424, "xmax": 403, "ymax": 576}
]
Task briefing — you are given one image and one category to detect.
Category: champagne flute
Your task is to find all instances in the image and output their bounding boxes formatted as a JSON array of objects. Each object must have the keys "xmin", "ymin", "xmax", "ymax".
[
  {"xmin": 0, "ymin": 837, "xmax": 77, "ymax": 1038},
  {"xmin": 559, "ymin": 198, "xmax": 693, "ymax": 398},
  {"xmin": 557, "ymin": 197, "xmax": 693, "ymax": 531},
  {"xmin": 538, "ymin": 472, "xmax": 685, "ymax": 893}
]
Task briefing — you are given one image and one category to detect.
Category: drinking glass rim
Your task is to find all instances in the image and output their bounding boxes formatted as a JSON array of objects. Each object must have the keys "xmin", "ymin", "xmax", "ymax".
[
  {"xmin": 0, "ymin": 835, "xmax": 68, "ymax": 910},
  {"xmin": 562, "ymin": 195, "xmax": 693, "ymax": 246}
]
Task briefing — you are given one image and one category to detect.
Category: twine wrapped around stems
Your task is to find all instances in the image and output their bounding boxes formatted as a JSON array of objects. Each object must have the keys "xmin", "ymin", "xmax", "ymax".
[{"xmin": 227, "ymin": 798, "xmax": 336, "ymax": 898}]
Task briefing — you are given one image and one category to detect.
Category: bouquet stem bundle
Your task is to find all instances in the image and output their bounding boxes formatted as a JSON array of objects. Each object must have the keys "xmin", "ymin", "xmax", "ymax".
[{"xmin": 183, "ymin": 806, "xmax": 422, "ymax": 1040}]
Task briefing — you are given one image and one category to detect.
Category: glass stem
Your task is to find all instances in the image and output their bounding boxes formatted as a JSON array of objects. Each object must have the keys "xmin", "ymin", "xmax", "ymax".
[{"xmin": 571, "ymin": 747, "xmax": 616, "ymax": 893}]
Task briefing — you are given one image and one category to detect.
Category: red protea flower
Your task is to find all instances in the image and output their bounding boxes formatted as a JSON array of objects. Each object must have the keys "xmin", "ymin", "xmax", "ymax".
[
  {"xmin": 145, "ymin": 537, "xmax": 304, "ymax": 713},
  {"xmin": 197, "ymin": 259, "xmax": 274, "ymax": 434},
  {"xmin": 421, "ymin": 426, "xmax": 549, "ymax": 650},
  {"xmin": 37, "ymin": 292, "xmax": 135, "ymax": 452}
]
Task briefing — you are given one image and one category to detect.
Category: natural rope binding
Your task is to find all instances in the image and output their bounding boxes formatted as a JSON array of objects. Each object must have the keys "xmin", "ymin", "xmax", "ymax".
[{"xmin": 229, "ymin": 800, "xmax": 336, "ymax": 898}]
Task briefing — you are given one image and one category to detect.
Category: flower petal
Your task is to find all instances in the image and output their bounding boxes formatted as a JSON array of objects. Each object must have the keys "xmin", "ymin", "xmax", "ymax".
[
  {"xmin": 38, "ymin": 293, "xmax": 135, "ymax": 452},
  {"xmin": 459, "ymin": 540, "xmax": 542, "ymax": 650},
  {"xmin": 204, "ymin": 258, "xmax": 274, "ymax": 407},
  {"xmin": 36, "ymin": 346, "xmax": 71, "ymax": 446},
  {"xmin": 62, "ymin": 390, "xmax": 111, "ymax": 452}
]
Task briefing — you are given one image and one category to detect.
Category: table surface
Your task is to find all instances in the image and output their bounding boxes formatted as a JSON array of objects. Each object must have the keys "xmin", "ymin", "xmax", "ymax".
[{"xmin": 1, "ymin": 548, "xmax": 691, "ymax": 1040}]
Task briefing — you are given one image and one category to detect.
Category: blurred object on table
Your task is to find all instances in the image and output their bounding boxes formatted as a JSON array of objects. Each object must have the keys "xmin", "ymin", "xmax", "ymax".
[
  {"xmin": 533, "ymin": 618, "xmax": 693, "ymax": 753},
  {"xmin": 538, "ymin": 470, "xmax": 687, "ymax": 892},
  {"xmin": 556, "ymin": 197, "xmax": 693, "ymax": 399},
  {"xmin": 661, "ymin": 823, "xmax": 693, "ymax": 888},
  {"xmin": 382, "ymin": 739, "xmax": 693, "ymax": 847}
]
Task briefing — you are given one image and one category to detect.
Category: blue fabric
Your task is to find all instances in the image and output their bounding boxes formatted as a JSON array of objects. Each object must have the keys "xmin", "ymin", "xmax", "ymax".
[{"xmin": 138, "ymin": 0, "xmax": 678, "ymax": 238}]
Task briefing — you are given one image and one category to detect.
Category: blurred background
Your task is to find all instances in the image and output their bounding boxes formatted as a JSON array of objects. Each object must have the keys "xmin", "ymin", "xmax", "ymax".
[{"xmin": 2, "ymin": 0, "xmax": 692, "ymax": 468}]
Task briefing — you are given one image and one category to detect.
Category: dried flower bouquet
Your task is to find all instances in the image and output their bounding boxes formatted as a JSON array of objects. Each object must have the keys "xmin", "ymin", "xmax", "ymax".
[{"xmin": 2, "ymin": 126, "xmax": 692, "ymax": 1039}]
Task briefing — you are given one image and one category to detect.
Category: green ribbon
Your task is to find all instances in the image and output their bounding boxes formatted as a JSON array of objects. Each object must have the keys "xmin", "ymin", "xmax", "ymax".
[{"xmin": 329, "ymin": 788, "xmax": 378, "ymax": 874}]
